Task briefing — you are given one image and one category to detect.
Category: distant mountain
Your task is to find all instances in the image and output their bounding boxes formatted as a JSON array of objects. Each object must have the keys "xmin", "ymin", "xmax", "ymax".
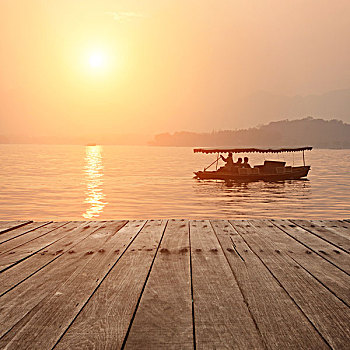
[{"xmin": 149, "ymin": 117, "xmax": 350, "ymax": 148}]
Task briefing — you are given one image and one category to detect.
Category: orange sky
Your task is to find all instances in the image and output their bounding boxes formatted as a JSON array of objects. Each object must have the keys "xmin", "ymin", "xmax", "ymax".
[{"xmin": 1, "ymin": 0, "xmax": 350, "ymax": 140}]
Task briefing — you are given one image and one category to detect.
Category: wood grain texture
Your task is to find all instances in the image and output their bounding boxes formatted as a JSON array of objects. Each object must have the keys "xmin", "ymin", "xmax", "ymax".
[
  {"xmin": 0, "ymin": 222, "xmax": 51, "ymax": 245},
  {"xmin": 0, "ymin": 220, "xmax": 138, "ymax": 350},
  {"xmin": 191, "ymin": 220, "xmax": 265, "ymax": 349},
  {"xmin": 292, "ymin": 219, "xmax": 350, "ymax": 253},
  {"xmin": 0, "ymin": 222, "xmax": 62, "ymax": 254},
  {"xmin": 0, "ymin": 221, "xmax": 126, "ymax": 340},
  {"xmin": 0, "ymin": 222, "xmax": 68, "ymax": 270},
  {"xmin": 124, "ymin": 219, "xmax": 193, "ymax": 349},
  {"xmin": 0, "ymin": 221, "xmax": 32, "ymax": 235},
  {"xmin": 272, "ymin": 219, "xmax": 350, "ymax": 275},
  {"xmin": 0, "ymin": 221, "xmax": 95, "ymax": 296},
  {"xmin": 312, "ymin": 220, "xmax": 350, "ymax": 240},
  {"xmin": 231, "ymin": 220, "xmax": 350, "ymax": 349},
  {"xmin": 270, "ymin": 219, "xmax": 350, "ymax": 306},
  {"xmin": 0, "ymin": 221, "xmax": 143, "ymax": 349},
  {"xmin": 211, "ymin": 219, "xmax": 329, "ymax": 350},
  {"xmin": 0, "ymin": 219, "xmax": 349, "ymax": 350},
  {"xmin": 55, "ymin": 220, "xmax": 166, "ymax": 350}
]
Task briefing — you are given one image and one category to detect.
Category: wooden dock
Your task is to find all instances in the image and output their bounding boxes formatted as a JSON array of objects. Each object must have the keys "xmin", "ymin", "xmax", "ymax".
[{"xmin": 0, "ymin": 219, "xmax": 349, "ymax": 349}]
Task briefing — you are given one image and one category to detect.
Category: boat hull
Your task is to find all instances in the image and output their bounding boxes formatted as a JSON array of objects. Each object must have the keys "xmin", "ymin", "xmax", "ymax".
[{"xmin": 194, "ymin": 166, "xmax": 310, "ymax": 182}]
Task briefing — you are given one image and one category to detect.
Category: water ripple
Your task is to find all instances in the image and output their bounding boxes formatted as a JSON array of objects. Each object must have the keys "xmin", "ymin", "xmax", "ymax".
[{"xmin": 0, "ymin": 145, "xmax": 349, "ymax": 219}]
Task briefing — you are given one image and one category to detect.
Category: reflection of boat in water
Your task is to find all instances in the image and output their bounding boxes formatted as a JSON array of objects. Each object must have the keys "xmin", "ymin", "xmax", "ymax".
[{"xmin": 194, "ymin": 147, "xmax": 312, "ymax": 182}]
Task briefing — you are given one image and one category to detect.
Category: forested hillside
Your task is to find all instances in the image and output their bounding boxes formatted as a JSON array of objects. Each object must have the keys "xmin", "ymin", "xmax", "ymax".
[{"xmin": 150, "ymin": 117, "xmax": 350, "ymax": 148}]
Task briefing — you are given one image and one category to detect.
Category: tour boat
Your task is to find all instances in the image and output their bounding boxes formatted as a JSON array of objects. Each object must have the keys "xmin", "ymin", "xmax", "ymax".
[{"xmin": 193, "ymin": 147, "xmax": 312, "ymax": 182}]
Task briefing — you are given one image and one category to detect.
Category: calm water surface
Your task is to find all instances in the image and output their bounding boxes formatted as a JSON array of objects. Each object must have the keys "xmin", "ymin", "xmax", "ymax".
[{"xmin": 0, "ymin": 145, "xmax": 349, "ymax": 220}]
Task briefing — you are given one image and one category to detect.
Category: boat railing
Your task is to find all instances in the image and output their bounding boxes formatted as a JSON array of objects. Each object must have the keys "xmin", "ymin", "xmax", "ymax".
[{"xmin": 238, "ymin": 168, "xmax": 260, "ymax": 175}]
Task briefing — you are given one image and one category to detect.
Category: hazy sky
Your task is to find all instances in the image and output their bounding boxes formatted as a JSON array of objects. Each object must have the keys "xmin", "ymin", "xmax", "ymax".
[{"xmin": 1, "ymin": 0, "xmax": 350, "ymax": 138}]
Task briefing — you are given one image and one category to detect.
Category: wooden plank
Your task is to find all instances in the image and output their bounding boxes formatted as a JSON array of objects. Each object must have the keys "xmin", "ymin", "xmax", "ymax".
[
  {"xmin": 292, "ymin": 219, "xmax": 350, "ymax": 253},
  {"xmin": 0, "ymin": 221, "xmax": 32, "ymax": 235},
  {"xmin": 55, "ymin": 220, "xmax": 167, "ymax": 350},
  {"xmin": 0, "ymin": 222, "xmax": 67, "ymax": 262},
  {"xmin": 124, "ymin": 220, "xmax": 194, "ymax": 349},
  {"xmin": 0, "ymin": 222, "xmax": 66, "ymax": 255},
  {"xmin": 211, "ymin": 219, "xmax": 329, "ymax": 349},
  {"xmin": 311, "ymin": 220, "xmax": 350, "ymax": 240},
  {"xmin": 266, "ymin": 220, "xmax": 350, "ymax": 306},
  {"xmin": 0, "ymin": 221, "xmax": 126, "ymax": 338},
  {"xmin": 231, "ymin": 220, "xmax": 350, "ymax": 349},
  {"xmin": 0, "ymin": 222, "xmax": 97, "ymax": 296},
  {"xmin": 0, "ymin": 222, "xmax": 74, "ymax": 271},
  {"xmin": 0, "ymin": 220, "xmax": 143, "ymax": 350},
  {"xmin": 190, "ymin": 220, "xmax": 265, "ymax": 349},
  {"xmin": 0, "ymin": 222, "xmax": 51, "ymax": 245},
  {"xmin": 271, "ymin": 219, "xmax": 350, "ymax": 275}
]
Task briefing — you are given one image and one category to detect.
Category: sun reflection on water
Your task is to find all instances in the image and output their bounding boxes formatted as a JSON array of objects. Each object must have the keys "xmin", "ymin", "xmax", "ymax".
[{"xmin": 83, "ymin": 145, "xmax": 107, "ymax": 219}]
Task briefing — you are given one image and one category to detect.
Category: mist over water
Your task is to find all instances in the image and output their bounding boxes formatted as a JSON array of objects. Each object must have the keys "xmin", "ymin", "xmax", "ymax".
[{"xmin": 0, "ymin": 145, "xmax": 349, "ymax": 220}]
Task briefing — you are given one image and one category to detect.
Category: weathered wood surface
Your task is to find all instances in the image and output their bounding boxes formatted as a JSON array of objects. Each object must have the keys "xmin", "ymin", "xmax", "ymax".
[
  {"xmin": 292, "ymin": 219, "xmax": 350, "ymax": 253},
  {"xmin": 0, "ymin": 221, "xmax": 126, "ymax": 339},
  {"xmin": 0, "ymin": 219, "xmax": 349, "ymax": 349},
  {"xmin": 0, "ymin": 221, "xmax": 49, "ymax": 245},
  {"xmin": 124, "ymin": 220, "xmax": 193, "ymax": 349},
  {"xmin": 313, "ymin": 220, "xmax": 350, "ymax": 240},
  {"xmin": 212, "ymin": 220, "xmax": 329, "ymax": 349},
  {"xmin": 191, "ymin": 220, "xmax": 264, "ymax": 349},
  {"xmin": 0, "ymin": 221, "xmax": 95, "ymax": 296},
  {"xmin": 231, "ymin": 220, "xmax": 350, "ymax": 349},
  {"xmin": 270, "ymin": 219, "xmax": 350, "ymax": 306},
  {"xmin": 0, "ymin": 221, "xmax": 32, "ymax": 235},
  {"xmin": 0, "ymin": 222, "xmax": 68, "ymax": 271},
  {"xmin": 275, "ymin": 219, "xmax": 350, "ymax": 274},
  {"xmin": 55, "ymin": 220, "xmax": 165, "ymax": 349}
]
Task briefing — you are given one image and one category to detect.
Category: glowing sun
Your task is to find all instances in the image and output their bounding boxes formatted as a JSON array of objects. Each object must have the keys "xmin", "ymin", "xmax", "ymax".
[{"xmin": 88, "ymin": 52, "xmax": 106, "ymax": 69}]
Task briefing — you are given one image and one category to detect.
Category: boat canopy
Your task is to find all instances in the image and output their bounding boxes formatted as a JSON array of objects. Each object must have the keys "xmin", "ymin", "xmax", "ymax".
[{"xmin": 193, "ymin": 146, "xmax": 313, "ymax": 154}]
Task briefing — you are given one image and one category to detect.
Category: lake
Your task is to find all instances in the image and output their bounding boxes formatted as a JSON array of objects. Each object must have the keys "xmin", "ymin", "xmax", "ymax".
[{"xmin": 0, "ymin": 145, "xmax": 349, "ymax": 220}]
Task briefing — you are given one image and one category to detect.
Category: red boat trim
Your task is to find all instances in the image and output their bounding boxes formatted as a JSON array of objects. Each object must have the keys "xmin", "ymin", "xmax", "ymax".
[{"xmin": 193, "ymin": 147, "xmax": 313, "ymax": 154}]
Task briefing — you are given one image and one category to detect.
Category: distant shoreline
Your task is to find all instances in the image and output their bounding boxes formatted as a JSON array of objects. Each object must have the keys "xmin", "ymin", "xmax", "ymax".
[
  {"xmin": 149, "ymin": 117, "xmax": 350, "ymax": 149},
  {"xmin": 1, "ymin": 117, "xmax": 350, "ymax": 149},
  {"xmin": 0, "ymin": 143, "xmax": 350, "ymax": 150}
]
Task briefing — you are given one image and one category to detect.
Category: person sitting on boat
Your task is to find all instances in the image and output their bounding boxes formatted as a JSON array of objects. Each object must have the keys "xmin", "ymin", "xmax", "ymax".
[
  {"xmin": 220, "ymin": 152, "xmax": 234, "ymax": 170},
  {"xmin": 242, "ymin": 157, "xmax": 251, "ymax": 168},
  {"xmin": 235, "ymin": 158, "xmax": 243, "ymax": 167}
]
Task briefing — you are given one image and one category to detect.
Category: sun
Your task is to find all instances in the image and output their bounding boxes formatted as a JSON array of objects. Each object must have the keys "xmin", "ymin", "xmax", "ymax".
[
  {"xmin": 80, "ymin": 47, "xmax": 121, "ymax": 77},
  {"xmin": 88, "ymin": 52, "xmax": 106, "ymax": 69}
]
